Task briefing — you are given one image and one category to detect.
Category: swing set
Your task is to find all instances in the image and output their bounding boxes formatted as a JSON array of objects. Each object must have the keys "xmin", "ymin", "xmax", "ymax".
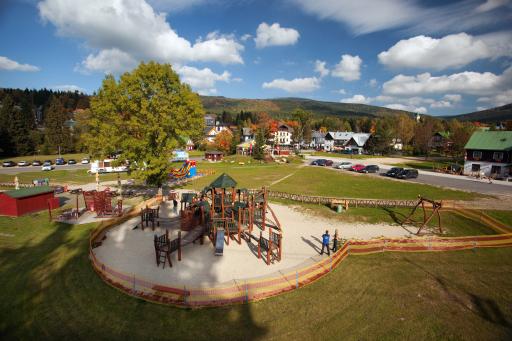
[{"xmin": 401, "ymin": 196, "xmax": 443, "ymax": 235}]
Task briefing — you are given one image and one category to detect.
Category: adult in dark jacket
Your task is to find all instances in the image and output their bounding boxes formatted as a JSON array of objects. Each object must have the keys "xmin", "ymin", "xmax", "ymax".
[{"xmin": 321, "ymin": 230, "xmax": 330, "ymax": 256}]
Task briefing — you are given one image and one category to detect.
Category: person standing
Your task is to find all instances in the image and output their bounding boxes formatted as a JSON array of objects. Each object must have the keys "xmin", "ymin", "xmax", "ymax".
[
  {"xmin": 331, "ymin": 229, "xmax": 339, "ymax": 253},
  {"xmin": 321, "ymin": 230, "xmax": 330, "ymax": 256}
]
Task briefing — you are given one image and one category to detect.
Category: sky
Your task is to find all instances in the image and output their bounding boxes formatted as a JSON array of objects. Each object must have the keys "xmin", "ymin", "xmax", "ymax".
[{"xmin": 0, "ymin": 0, "xmax": 511, "ymax": 116}]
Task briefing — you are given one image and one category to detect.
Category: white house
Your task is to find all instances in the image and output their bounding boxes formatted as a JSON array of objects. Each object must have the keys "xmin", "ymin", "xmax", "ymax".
[
  {"xmin": 463, "ymin": 131, "xmax": 512, "ymax": 178},
  {"xmin": 272, "ymin": 123, "xmax": 293, "ymax": 146},
  {"xmin": 310, "ymin": 131, "xmax": 326, "ymax": 149},
  {"xmin": 323, "ymin": 131, "xmax": 371, "ymax": 153},
  {"xmin": 204, "ymin": 124, "xmax": 232, "ymax": 143}
]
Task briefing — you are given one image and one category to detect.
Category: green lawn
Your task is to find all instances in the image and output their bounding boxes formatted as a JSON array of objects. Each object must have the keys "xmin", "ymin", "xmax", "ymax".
[
  {"xmin": 391, "ymin": 160, "xmax": 463, "ymax": 171},
  {"xmin": 0, "ymin": 169, "xmax": 129, "ymax": 185},
  {"xmin": 270, "ymin": 166, "xmax": 480, "ymax": 200},
  {"xmin": 0, "ymin": 153, "xmax": 89, "ymax": 163},
  {"xmin": 1, "ymin": 212, "xmax": 511, "ymax": 339},
  {"xmin": 484, "ymin": 210, "xmax": 512, "ymax": 227}
]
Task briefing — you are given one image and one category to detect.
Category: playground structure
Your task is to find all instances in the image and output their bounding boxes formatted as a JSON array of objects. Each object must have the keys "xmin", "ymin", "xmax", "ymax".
[
  {"xmin": 169, "ymin": 160, "xmax": 197, "ymax": 179},
  {"xmin": 401, "ymin": 196, "xmax": 443, "ymax": 235},
  {"xmin": 140, "ymin": 206, "xmax": 160, "ymax": 230},
  {"xmin": 154, "ymin": 230, "xmax": 182, "ymax": 268},
  {"xmin": 83, "ymin": 189, "xmax": 123, "ymax": 218}
]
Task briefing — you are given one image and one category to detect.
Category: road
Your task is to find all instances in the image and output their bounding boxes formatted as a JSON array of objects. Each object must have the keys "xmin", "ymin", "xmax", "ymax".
[
  {"xmin": 0, "ymin": 164, "xmax": 90, "ymax": 175},
  {"xmin": 305, "ymin": 155, "xmax": 512, "ymax": 196}
]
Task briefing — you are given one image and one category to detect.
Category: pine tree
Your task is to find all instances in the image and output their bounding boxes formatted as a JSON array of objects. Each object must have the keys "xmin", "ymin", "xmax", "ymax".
[
  {"xmin": 44, "ymin": 96, "xmax": 72, "ymax": 153},
  {"xmin": 253, "ymin": 127, "xmax": 266, "ymax": 160},
  {"xmin": 7, "ymin": 98, "xmax": 35, "ymax": 155},
  {"xmin": 0, "ymin": 95, "xmax": 14, "ymax": 156}
]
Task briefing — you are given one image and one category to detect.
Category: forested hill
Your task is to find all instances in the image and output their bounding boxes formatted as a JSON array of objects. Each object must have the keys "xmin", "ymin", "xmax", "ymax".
[
  {"xmin": 443, "ymin": 103, "xmax": 512, "ymax": 123},
  {"xmin": 200, "ymin": 96, "xmax": 413, "ymax": 118}
]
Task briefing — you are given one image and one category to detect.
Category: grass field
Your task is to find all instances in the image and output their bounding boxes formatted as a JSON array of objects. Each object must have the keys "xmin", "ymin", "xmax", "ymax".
[
  {"xmin": 1, "ymin": 212, "xmax": 511, "ymax": 339},
  {"xmin": 0, "ymin": 169, "xmax": 129, "ymax": 185},
  {"xmin": 391, "ymin": 160, "xmax": 463, "ymax": 171}
]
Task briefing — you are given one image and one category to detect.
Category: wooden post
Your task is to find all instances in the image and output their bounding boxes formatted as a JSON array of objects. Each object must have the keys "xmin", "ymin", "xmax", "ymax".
[
  {"xmin": 267, "ymin": 237, "xmax": 272, "ymax": 265},
  {"xmin": 257, "ymin": 231, "xmax": 262, "ymax": 259},
  {"xmin": 178, "ymin": 231, "xmax": 182, "ymax": 261},
  {"xmin": 278, "ymin": 234, "xmax": 282, "ymax": 261}
]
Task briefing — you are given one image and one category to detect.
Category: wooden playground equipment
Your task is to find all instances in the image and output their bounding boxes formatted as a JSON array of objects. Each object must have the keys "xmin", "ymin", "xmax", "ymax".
[
  {"xmin": 83, "ymin": 189, "xmax": 123, "ymax": 218},
  {"xmin": 140, "ymin": 206, "xmax": 160, "ymax": 230},
  {"xmin": 197, "ymin": 173, "xmax": 283, "ymax": 265},
  {"xmin": 401, "ymin": 196, "xmax": 443, "ymax": 235},
  {"xmin": 154, "ymin": 230, "xmax": 182, "ymax": 268}
]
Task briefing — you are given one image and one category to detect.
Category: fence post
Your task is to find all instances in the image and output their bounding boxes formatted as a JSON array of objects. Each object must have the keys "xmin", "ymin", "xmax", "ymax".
[
  {"xmin": 132, "ymin": 274, "xmax": 136, "ymax": 292},
  {"xmin": 296, "ymin": 271, "xmax": 299, "ymax": 289},
  {"xmin": 245, "ymin": 280, "xmax": 249, "ymax": 303}
]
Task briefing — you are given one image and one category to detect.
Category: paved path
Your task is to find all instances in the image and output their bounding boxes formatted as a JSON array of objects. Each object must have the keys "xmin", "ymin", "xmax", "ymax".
[{"xmin": 305, "ymin": 155, "xmax": 512, "ymax": 196}]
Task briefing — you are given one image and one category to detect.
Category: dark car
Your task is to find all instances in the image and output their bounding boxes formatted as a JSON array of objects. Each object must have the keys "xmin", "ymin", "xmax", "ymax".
[
  {"xmin": 44, "ymin": 159, "xmax": 53, "ymax": 165},
  {"xmin": 55, "ymin": 158, "xmax": 66, "ymax": 165},
  {"xmin": 384, "ymin": 167, "xmax": 404, "ymax": 177},
  {"xmin": 397, "ymin": 169, "xmax": 419, "ymax": 179},
  {"xmin": 359, "ymin": 165, "xmax": 380, "ymax": 173},
  {"xmin": 68, "ymin": 159, "xmax": 77, "ymax": 165},
  {"xmin": 311, "ymin": 159, "xmax": 333, "ymax": 166},
  {"xmin": 2, "ymin": 161, "xmax": 16, "ymax": 167},
  {"xmin": 32, "ymin": 160, "xmax": 42, "ymax": 166}
]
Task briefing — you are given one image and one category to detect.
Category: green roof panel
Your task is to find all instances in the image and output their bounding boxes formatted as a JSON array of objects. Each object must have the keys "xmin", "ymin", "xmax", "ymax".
[
  {"xmin": 209, "ymin": 173, "xmax": 237, "ymax": 189},
  {"xmin": 3, "ymin": 186, "xmax": 54, "ymax": 199},
  {"xmin": 464, "ymin": 131, "xmax": 512, "ymax": 151}
]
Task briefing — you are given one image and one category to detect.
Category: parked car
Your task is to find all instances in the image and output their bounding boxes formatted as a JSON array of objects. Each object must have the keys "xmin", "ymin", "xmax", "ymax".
[
  {"xmin": 44, "ymin": 159, "xmax": 53, "ymax": 165},
  {"xmin": 55, "ymin": 158, "xmax": 66, "ymax": 165},
  {"xmin": 32, "ymin": 160, "xmax": 42, "ymax": 166},
  {"xmin": 359, "ymin": 165, "xmax": 380, "ymax": 173},
  {"xmin": 17, "ymin": 161, "xmax": 30, "ymax": 167},
  {"xmin": 68, "ymin": 159, "xmax": 77, "ymax": 165},
  {"xmin": 384, "ymin": 167, "xmax": 404, "ymax": 177},
  {"xmin": 397, "ymin": 169, "xmax": 419, "ymax": 179},
  {"xmin": 350, "ymin": 164, "xmax": 366, "ymax": 172},
  {"xmin": 311, "ymin": 159, "xmax": 333, "ymax": 166},
  {"xmin": 54, "ymin": 185, "xmax": 65, "ymax": 194},
  {"xmin": 81, "ymin": 158, "xmax": 90, "ymax": 164},
  {"xmin": 2, "ymin": 161, "xmax": 16, "ymax": 167},
  {"xmin": 41, "ymin": 162, "xmax": 53, "ymax": 171},
  {"xmin": 335, "ymin": 161, "xmax": 353, "ymax": 170}
]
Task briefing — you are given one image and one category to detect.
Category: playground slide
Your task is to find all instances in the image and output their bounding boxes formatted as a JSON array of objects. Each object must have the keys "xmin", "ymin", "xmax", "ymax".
[
  {"xmin": 215, "ymin": 230, "xmax": 225, "ymax": 256},
  {"xmin": 170, "ymin": 162, "xmax": 191, "ymax": 178}
]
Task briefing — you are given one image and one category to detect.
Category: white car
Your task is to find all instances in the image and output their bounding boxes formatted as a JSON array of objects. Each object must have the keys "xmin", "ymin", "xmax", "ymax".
[
  {"xmin": 335, "ymin": 161, "xmax": 353, "ymax": 170},
  {"xmin": 41, "ymin": 162, "xmax": 53, "ymax": 171},
  {"xmin": 81, "ymin": 158, "xmax": 90, "ymax": 164},
  {"xmin": 17, "ymin": 161, "xmax": 30, "ymax": 167}
]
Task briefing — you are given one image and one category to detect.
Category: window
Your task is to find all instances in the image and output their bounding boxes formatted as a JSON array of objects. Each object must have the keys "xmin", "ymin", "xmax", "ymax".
[
  {"xmin": 471, "ymin": 164, "xmax": 480, "ymax": 172},
  {"xmin": 493, "ymin": 152, "xmax": 504, "ymax": 161},
  {"xmin": 472, "ymin": 151, "xmax": 482, "ymax": 160}
]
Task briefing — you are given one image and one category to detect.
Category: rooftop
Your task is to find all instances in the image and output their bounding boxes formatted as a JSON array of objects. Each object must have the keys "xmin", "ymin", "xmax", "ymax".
[{"xmin": 465, "ymin": 131, "xmax": 512, "ymax": 151}]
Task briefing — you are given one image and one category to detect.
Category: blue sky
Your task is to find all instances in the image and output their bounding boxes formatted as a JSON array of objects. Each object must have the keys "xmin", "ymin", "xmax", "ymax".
[{"xmin": 0, "ymin": 0, "xmax": 511, "ymax": 116}]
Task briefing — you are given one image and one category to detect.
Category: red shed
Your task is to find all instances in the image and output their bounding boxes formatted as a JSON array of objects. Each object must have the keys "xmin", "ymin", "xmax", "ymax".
[{"xmin": 0, "ymin": 186, "xmax": 55, "ymax": 217}]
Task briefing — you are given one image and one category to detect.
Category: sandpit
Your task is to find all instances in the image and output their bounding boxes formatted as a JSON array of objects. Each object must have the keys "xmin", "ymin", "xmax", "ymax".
[{"xmin": 93, "ymin": 201, "xmax": 412, "ymax": 287}]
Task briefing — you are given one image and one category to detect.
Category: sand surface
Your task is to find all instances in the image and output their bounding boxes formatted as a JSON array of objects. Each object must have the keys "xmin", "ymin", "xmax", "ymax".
[{"xmin": 93, "ymin": 201, "xmax": 412, "ymax": 287}]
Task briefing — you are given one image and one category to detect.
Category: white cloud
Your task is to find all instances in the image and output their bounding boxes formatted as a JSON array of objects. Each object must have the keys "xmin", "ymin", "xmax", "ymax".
[
  {"xmin": 262, "ymin": 77, "xmax": 320, "ymax": 93},
  {"xmin": 148, "ymin": 0, "xmax": 208, "ymax": 12},
  {"xmin": 443, "ymin": 94, "xmax": 462, "ymax": 102},
  {"xmin": 430, "ymin": 101, "xmax": 452, "ymax": 109},
  {"xmin": 369, "ymin": 79, "xmax": 378, "ymax": 87},
  {"xmin": 77, "ymin": 48, "xmax": 138, "ymax": 74},
  {"xmin": 38, "ymin": 0, "xmax": 244, "ymax": 74},
  {"xmin": 378, "ymin": 32, "xmax": 512, "ymax": 70},
  {"xmin": 291, "ymin": 0, "xmax": 511, "ymax": 35},
  {"xmin": 332, "ymin": 54, "xmax": 362, "ymax": 81},
  {"xmin": 50, "ymin": 84, "xmax": 87, "ymax": 93},
  {"xmin": 254, "ymin": 22, "xmax": 300, "ymax": 48},
  {"xmin": 241, "ymin": 34, "xmax": 252, "ymax": 42},
  {"xmin": 341, "ymin": 94, "xmax": 371, "ymax": 104},
  {"xmin": 333, "ymin": 89, "xmax": 347, "ymax": 95},
  {"xmin": 475, "ymin": 0, "xmax": 510, "ymax": 13},
  {"xmin": 385, "ymin": 103, "xmax": 427, "ymax": 114},
  {"xmin": 476, "ymin": 106, "xmax": 488, "ymax": 111},
  {"xmin": 382, "ymin": 66, "xmax": 512, "ymax": 96},
  {"xmin": 176, "ymin": 66, "xmax": 231, "ymax": 95},
  {"xmin": 314, "ymin": 60, "xmax": 329, "ymax": 77},
  {"xmin": 0, "ymin": 56, "xmax": 40, "ymax": 72},
  {"xmin": 477, "ymin": 89, "xmax": 512, "ymax": 107}
]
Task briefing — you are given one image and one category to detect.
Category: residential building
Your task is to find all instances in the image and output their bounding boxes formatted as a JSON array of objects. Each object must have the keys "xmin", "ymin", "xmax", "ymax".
[
  {"xmin": 345, "ymin": 133, "xmax": 372, "ymax": 154},
  {"xmin": 463, "ymin": 131, "xmax": 512, "ymax": 178},
  {"xmin": 429, "ymin": 131, "xmax": 453, "ymax": 152},
  {"xmin": 204, "ymin": 124, "xmax": 232, "ymax": 143},
  {"xmin": 310, "ymin": 131, "xmax": 326, "ymax": 150},
  {"xmin": 271, "ymin": 123, "xmax": 293, "ymax": 146},
  {"xmin": 324, "ymin": 132, "xmax": 353, "ymax": 151},
  {"xmin": 242, "ymin": 127, "xmax": 254, "ymax": 142},
  {"xmin": 204, "ymin": 114, "xmax": 216, "ymax": 127}
]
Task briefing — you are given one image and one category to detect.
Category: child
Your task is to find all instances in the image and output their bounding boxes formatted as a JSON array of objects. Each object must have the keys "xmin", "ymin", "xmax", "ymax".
[
  {"xmin": 321, "ymin": 230, "xmax": 330, "ymax": 256},
  {"xmin": 331, "ymin": 229, "xmax": 339, "ymax": 252}
]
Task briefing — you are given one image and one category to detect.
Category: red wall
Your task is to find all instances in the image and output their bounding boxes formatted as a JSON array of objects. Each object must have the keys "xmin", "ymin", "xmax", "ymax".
[{"xmin": 0, "ymin": 192, "xmax": 55, "ymax": 217}]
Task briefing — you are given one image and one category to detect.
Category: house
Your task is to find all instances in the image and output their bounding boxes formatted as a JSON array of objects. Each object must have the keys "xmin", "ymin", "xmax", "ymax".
[
  {"xmin": 242, "ymin": 127, "xmax": 254, "ymax": 142},
  {"xmin": 345, "ymin": 133, "xmax": 372, "ymax": 154},
  {"xmin": 463, "ymin": 131, "xmax": 512, "ymax": 178},
  {"xmin": 204, "ymin": 150, "xmax": 224, "ymax": 162},
  {"xmin": 204, "ymin": 124, "xmax": 232, "ymax": 143},
  {"xmin": 310, "ymin": 131, "xmax": 326, "ymax": 150},
  {"xmin": 204, "ymin": 114, "xmax": 216, "ymax": 127},
  {"xmin": 0, "ymin": 186, "xmax": 55, "ymax": 217},
  {"xmin": 271, "ymin": 123, "xmax": 293, "ymax": 146},
  {"xmin": 324, "ymin": 132, "xmax": 353, "ymax": 151},
  {"xmin": 237, "ymin": 140, "xmax": 255, "ymax": 155},
  {"xmin": 391, "ymin": 138, "xmax": 403, "ymax": 151},
  {"xmin": 430, "ymin": 131, "xmax": 453, "ymax": 152}
]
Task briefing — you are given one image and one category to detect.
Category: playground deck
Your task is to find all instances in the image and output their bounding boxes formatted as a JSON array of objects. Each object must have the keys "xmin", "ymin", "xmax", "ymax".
[{"xmin": 92, "ymin": 200, "xmax": 413, "ymax": 287}]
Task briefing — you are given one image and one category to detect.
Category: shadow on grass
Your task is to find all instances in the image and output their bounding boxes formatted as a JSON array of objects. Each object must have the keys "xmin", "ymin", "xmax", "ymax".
[{"xmin": 0, "ymin": 212, "xmax": 268, "ymax": 340}]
